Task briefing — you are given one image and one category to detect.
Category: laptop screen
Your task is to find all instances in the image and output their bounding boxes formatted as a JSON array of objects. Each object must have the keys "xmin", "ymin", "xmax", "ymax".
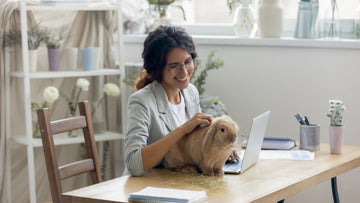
[{"xmin": 223, "ymin": 111, "xmax": 270, "ymax": 174}]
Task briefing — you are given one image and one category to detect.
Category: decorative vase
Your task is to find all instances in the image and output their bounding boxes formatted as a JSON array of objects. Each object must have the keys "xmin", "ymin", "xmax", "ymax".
[
  {"xmin": 355, "ymin": 4, "xmax": 360, "ymax": 39},
  {"xmin": 92, "ymin": 47, "xmax": 101, "ymax": 70},
  {"xmin": 32, "ymin": 111, "xmax": 40, "ymax": 138},
  {"xmin": 233, "ymin": 0, "xmax": 255, "ymax": 37},
  {"xmin": 91, "ymin": 100, "xmax": 106, "ymax": 134},
  {"xmin": 29, "ymin": 49, "xmax": 38, "ymax": 72},
  {"xmin": 294, "ymin": 0, "xmax": 319, "ymax": 39},
  {"xmin": 48, "ymin": 48, "xmax": 61, "ymax": 71},
  {"xmin": 148, "ymin": 4, "xmax": 171, "ymax": 32},
  {"xmin": 65, "ymin": 47, "xmax": 78, "ymax": 70},
  {"xmin": 81, "ymin": 48, "xmax": 94, "ymax": 71},
  {"xmin": 329, "ymin": 125, "xmax": 344, "ymax": 154},
  {"xmin": 258, "ymin": 0, "xmax": 283, "ymax": 38},
  {"xmin": 68, "ymin": 129, "xmax": 81, "ymax": 137},
  {"xmin": 323, "ymin": 0, "xmax": 341, "ymax": 39}
]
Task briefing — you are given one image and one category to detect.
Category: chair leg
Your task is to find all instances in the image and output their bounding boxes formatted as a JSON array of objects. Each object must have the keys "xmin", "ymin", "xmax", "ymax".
[{"xmin": 331, "ymin": 176, "xmax": 340, "ymax": 203}]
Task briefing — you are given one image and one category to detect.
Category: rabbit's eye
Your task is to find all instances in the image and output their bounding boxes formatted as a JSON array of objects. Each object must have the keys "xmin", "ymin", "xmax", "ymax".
[{"xmin": 220, "ymin": 128, "xmax": 225, "ymax": 132}]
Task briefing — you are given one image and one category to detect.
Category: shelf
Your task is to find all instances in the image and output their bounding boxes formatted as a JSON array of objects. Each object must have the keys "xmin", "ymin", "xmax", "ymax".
[
  {"xmin": 23, "ymin": 5, "xmax": 117, "ymax": 11},
  {"xmin": 124, "ymin": 34, "xmax": 360, "ymax": 50},
  {"xmin": 10, "ymin": 69, "xmax": 121, "ymax": 79},
  {"xmin": 12, "ymin": 131, "xmax": 124, "ymax": 147}
]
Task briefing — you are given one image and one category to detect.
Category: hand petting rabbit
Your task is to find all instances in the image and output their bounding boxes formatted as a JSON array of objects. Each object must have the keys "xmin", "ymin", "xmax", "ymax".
[{"xmin": 164, "ymin": 115, "xmax": 238, "ymax": 176}]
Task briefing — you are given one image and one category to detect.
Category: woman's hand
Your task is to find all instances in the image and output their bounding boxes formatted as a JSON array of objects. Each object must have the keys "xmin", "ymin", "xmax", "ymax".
[
  {"xmin": 181, "ymin": 113, "xmax": 213, "ymax": 135},
  {"xmin": 141, "ymin": 113, "xmax": 213, "ymax": 171},
  {"xmin": 228, "ymin": 149, "xmax": 240, "ymax": 163}
]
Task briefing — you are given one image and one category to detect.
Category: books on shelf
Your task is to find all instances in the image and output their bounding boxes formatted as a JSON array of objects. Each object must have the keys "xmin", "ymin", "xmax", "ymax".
[
  {"xmin": 242, "ymin": 136, "xmax": 296, "ymax": 150},
  {"xmin": 129, "ymin": 187, "xmax": 208, "ymax": 203}
]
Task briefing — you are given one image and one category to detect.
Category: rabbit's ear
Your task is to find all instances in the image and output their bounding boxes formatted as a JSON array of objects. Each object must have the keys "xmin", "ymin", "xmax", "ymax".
[{"xmin": 202, "ymin": 124, "xmax": 217, "ymax": 152}]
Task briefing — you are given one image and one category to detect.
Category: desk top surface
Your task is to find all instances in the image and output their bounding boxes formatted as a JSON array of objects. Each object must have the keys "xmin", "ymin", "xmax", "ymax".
[{"xmin": 63, "ymin": 144, "xmax": 360, "ymax": 203}]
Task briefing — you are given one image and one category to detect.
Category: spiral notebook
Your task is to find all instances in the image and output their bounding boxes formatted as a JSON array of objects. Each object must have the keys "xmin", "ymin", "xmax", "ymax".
[{"xmin": 129, "ymin": 187, "xmax": 207, "ymax": 203}]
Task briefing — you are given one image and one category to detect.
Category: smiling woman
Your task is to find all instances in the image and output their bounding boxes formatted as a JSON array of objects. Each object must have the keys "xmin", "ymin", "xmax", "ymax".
[{"xmin": 124, "ymin": 25, "xmax": 239, "ymax": 177}]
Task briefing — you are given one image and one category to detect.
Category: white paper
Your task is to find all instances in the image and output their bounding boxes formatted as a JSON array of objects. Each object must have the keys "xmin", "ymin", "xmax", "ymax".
[{"xmin": 259, "ymin": 150, "xmax": 315, "ymax": 160}]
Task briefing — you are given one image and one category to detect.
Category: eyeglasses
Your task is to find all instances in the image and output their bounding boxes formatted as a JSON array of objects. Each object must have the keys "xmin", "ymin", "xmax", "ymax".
[{"xmin": 168, "ymin": 58, "xmax": 194, "ymax": 75}]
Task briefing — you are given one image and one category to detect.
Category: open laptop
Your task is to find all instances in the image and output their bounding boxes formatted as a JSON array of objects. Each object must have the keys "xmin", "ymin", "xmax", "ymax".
[{"xmin": 223, "ymin": 111, "xmax": 270, "ymax": 174}]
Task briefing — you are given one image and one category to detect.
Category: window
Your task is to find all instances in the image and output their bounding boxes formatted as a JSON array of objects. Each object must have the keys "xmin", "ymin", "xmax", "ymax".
[{"xmin": 188, "ymin": 0, "xmax": 359, "ymax": 24}]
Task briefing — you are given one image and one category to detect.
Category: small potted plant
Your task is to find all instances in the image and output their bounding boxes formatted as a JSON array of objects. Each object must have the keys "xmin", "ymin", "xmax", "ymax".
[
  {"xmin": 190, "ymin": 50, "xmax": 228, "ymax": 117},
  {"xmin": 1, "ymin": 21, "xmax": 47, "ymax": 72},
  {"xmin": 147, "ymin": 0, "xmax": 186, "ymax": 31},
  {"xmin": 45, "ymin": 27, "xmax": 66, "ymax": 71},
  {"xmin": 327, "ymin": 99, "xmax": 346, "ymax": 154}
]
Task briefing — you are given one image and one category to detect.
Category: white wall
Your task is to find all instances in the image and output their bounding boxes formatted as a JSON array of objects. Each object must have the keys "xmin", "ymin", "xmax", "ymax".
[{"xmin": 124, "ymin": 38, "xmax": 360, "ymax": 202}]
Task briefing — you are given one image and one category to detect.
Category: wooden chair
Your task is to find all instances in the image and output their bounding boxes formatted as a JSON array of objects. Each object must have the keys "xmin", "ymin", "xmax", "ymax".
[{"xmin": 37, "ymin": 101, "xmax": 102, "ymax": 203}]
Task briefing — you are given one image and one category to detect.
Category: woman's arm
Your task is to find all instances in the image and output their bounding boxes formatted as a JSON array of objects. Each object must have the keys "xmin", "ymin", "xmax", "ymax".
[{"xmin": 141, "ymin": 113, "xmax": 213, "ymax": 171}]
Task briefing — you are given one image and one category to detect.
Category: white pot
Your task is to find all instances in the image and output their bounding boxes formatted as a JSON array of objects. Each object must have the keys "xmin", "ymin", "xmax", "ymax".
[
  {"xmin": 258, "ymin": 0, "xmax": 283, "ymax": 38},
  {"xmin": 28, "ymin": 49, "xmax": 38, "ymax": 72}
]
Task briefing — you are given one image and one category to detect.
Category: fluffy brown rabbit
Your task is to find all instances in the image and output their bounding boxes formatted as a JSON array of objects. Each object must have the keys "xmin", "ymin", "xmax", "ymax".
[{"xmin": 164, "ymin": 115, "xmax": 238, "ymax": 176}]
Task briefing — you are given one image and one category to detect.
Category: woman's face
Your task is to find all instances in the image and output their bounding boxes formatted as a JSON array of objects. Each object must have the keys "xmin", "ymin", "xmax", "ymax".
[{"xmin": 161, "ymin": 47, "xmax": 194, "ymax": 92}]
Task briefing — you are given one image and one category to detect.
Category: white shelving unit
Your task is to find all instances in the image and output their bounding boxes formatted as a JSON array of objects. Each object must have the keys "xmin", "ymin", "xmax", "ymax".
[{"xmin": 4, "ymin": 1, "xmax": 126, "ymax": 203}]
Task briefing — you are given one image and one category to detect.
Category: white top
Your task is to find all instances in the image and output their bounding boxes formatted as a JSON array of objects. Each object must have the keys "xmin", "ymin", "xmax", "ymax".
[{"xmin": 168, "ymin": 92, "xmax": 190, "ymax": 127}]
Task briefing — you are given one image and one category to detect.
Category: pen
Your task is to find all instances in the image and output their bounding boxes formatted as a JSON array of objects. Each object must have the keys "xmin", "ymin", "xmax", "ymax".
[
  {"xmin": 295, "ymin": 114, "xmax": 305, "ymax": 125},
  {"xmin": 304, "ymin": 116, "xmax": 310, "ymax": 125}
]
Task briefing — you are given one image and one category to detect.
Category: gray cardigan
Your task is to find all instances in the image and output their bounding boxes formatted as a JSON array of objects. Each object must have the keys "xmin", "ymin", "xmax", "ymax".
[{"xmin": 124, "ymin": 81, "xmax": 201, "ymax": 176}]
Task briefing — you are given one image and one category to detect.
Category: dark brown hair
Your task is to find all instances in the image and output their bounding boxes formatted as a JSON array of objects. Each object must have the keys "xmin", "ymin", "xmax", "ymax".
[{"xmin": 135, "ymin": 25, "xmax": 197, "ymax": 90}]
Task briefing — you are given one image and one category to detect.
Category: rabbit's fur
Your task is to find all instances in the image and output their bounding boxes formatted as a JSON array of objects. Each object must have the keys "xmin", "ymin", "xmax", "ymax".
[{"xmin": 164, "ymin": 116, "xmax": 237, "ymax": 176}]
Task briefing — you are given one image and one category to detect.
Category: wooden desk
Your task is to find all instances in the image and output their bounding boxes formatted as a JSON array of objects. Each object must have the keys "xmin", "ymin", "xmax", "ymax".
[{"xmin": 62, "ymin": 144, "xmax": 360, "ymax": 203}]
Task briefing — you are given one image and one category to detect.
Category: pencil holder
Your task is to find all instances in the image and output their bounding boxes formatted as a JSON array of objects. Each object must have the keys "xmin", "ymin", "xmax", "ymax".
[{"xmin": 300, "ymin": 124, "xmax": 320, "ymax": 151}]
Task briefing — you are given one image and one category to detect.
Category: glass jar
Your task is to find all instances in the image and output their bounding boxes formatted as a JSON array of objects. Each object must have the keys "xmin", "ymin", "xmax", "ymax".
[
  {"xmin": 354, "ymin": 1, "xmax": 360, "ymax": 39},
  {"xmin": 323, "ymin": 0, "xmax": 341, "ymax": 39},
  {"xmin": 233, "ymin": 0, "xmax": 256, "ymax": 37}
]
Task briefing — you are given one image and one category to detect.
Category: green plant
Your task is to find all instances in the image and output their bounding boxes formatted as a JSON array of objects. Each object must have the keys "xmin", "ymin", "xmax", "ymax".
[
  {"xmin": 190, "ymin": 50, "xmax": 227, "ymax": 117},
  {"xmin": 191, "ymin": 50, "xmax": 224, "ymax": 95},
  {"xmin": 227, "ymin": 0, "xmax": 242, "ymax": 14},
  {"xmin": 327, "ymin": 99, "xmax": 345, "ymax": 126},
  {"xmin": 44, "ymin": 26, "xmax": 67, "ymax": 49},
  {"xmin": 1, "ymin": 21, "xmax": 47, "ymax": 50},
  {"xmin": 327, "ymin": 0, "xmax": 340, "ymax": 37},
  {"xmin": 148, "ymin": 0, "xmax": 186, "ymax": 21},
  {"xmin": 226, "ymin": 0, "xmax": 261, "ymax": 14}
]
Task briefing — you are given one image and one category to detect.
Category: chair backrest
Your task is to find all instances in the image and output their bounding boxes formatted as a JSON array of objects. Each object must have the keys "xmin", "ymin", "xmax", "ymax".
[{"xmin": 37, "ymin": 101, "xmax": 102, "ymax": 203}]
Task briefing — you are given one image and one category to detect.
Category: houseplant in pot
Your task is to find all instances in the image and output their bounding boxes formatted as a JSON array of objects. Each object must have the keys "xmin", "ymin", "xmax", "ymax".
[
  {"xmin": 45, "ymin": 27, "xmax": 66, "ymax": 71},
  {"xmin": 147, "ymin": 0, "xmax": 186, "ymax": 31},
  {"xmin": 327, "ymin": 99, "xmax": 346, "ymax": 154},
  {"xmin": 1, "ymin": 21, "xmax": 47, "ymax": 72}
]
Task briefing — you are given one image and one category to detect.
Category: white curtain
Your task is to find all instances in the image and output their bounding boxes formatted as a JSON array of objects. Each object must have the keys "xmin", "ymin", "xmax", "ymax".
[{"xmin": 0, "ymin": 1, "xmax": 124, "ymax": 202}]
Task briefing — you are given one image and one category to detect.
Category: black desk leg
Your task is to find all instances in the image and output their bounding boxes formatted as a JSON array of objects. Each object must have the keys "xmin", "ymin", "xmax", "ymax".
[
  {"xmin": 277, "ymin": 200, "xmax": 284, "ymax": 203},
  {"xmin": 331, "ymin": 176, "xmax": 340, "ymax": 203}
]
